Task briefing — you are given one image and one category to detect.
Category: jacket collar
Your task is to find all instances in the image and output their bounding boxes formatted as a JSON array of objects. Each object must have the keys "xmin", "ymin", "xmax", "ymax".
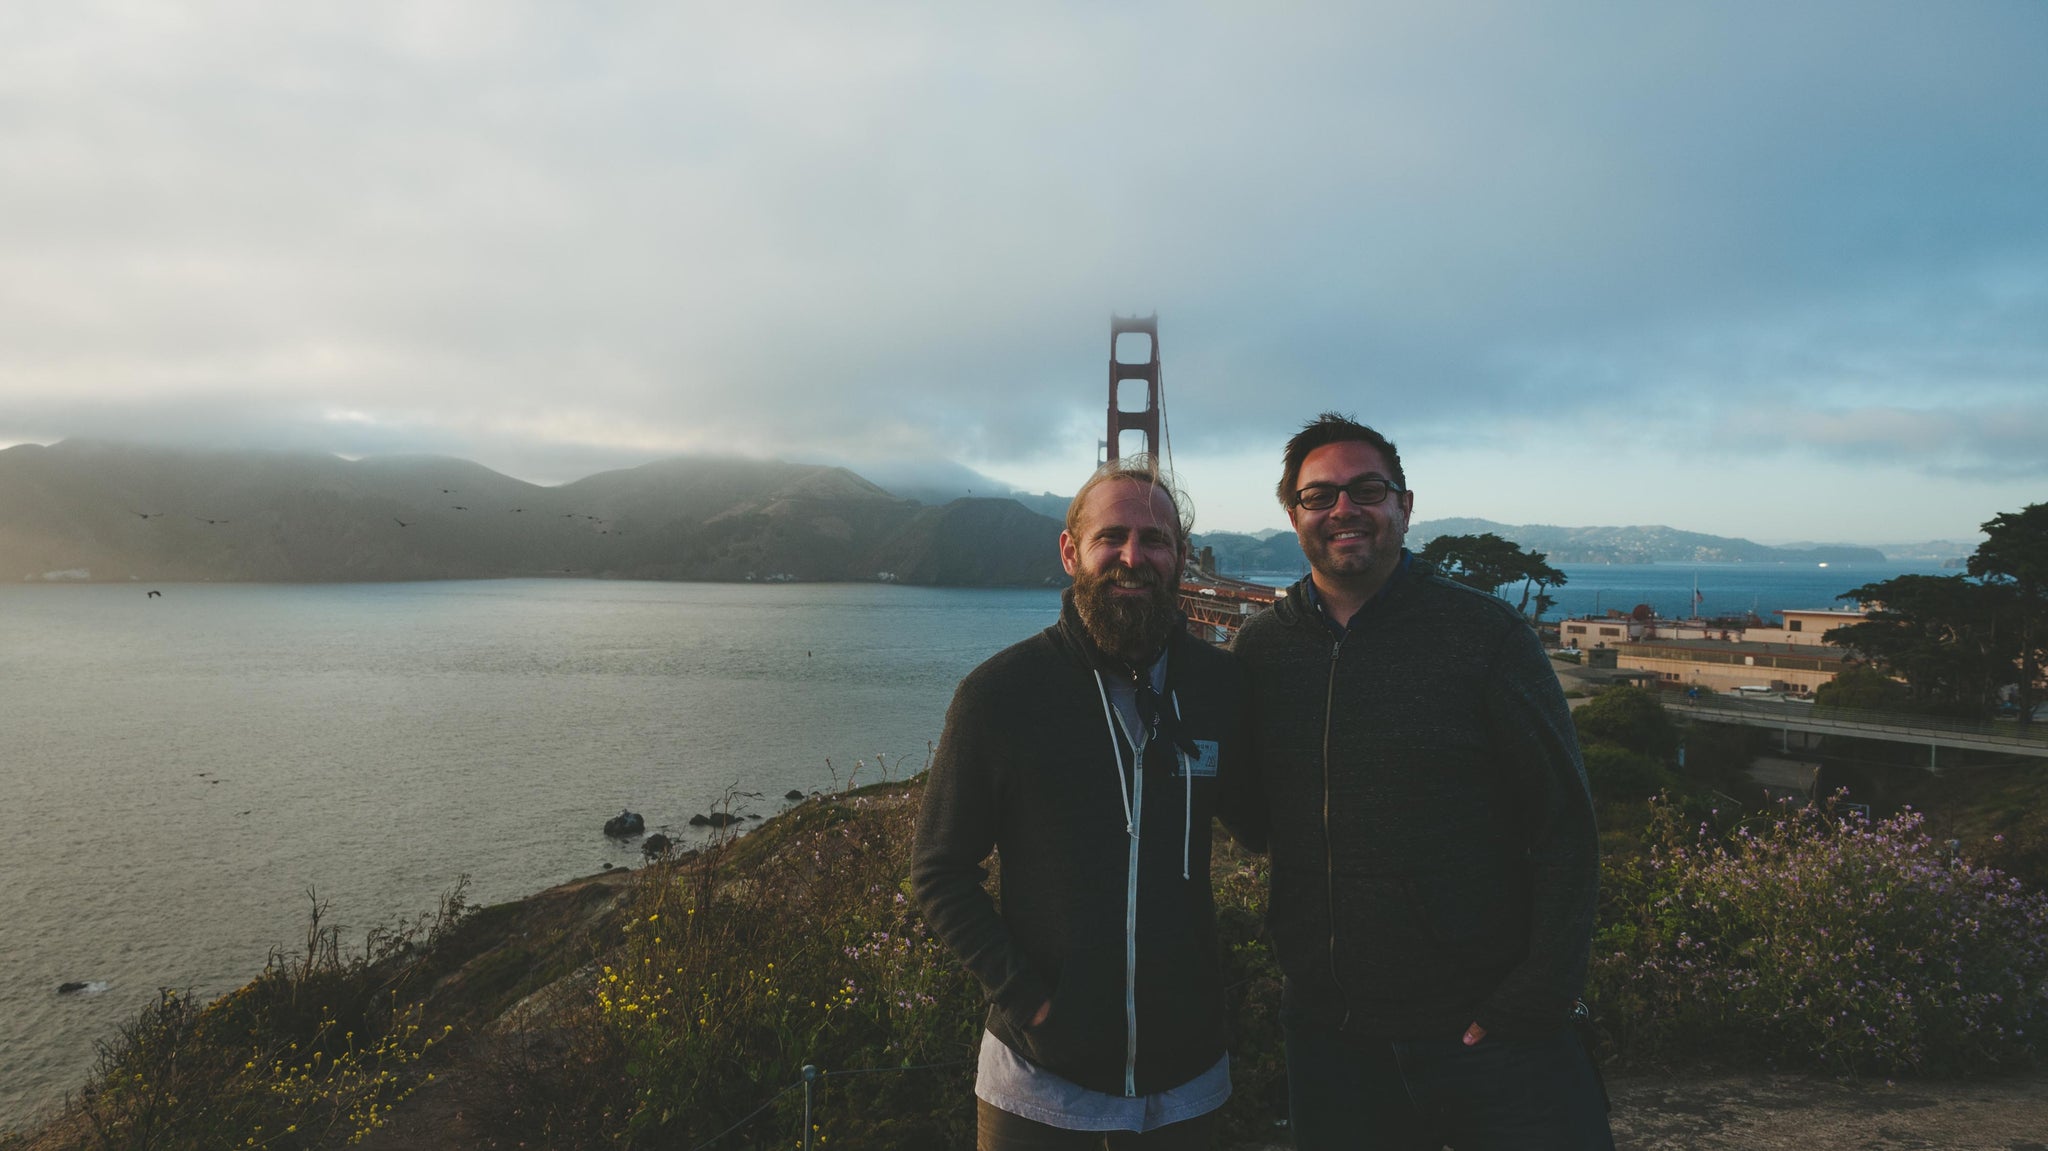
[{"xmin": 1282, "ymin": 550, "xmax": 1417, "ymax": 637}]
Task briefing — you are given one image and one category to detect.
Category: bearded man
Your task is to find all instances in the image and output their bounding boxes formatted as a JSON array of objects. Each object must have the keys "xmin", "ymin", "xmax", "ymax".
[{"xmin": 913, "ymin": 459, "xmax": 1250, "ymax": 1151}]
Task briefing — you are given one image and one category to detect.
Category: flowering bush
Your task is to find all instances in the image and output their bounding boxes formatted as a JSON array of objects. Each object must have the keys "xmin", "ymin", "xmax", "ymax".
[
  {"xmin": 565, "ymin": 787, "xmax": 984, "ymax": 1150},
  {"xmin": 49, "ymin": 889, "xmax": 465, "ymax": 1151},
  {"xmin": 502, "ymin": 784, "xmax": 1292, "ymax": 1150},
  {"xmin": 1593, "ymin": 794, "xmax": 2048, "ymax": 1074}
]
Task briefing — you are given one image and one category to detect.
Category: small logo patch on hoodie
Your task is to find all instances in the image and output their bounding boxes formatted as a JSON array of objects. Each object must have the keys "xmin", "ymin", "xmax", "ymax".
[{"xmin": 1176, "ymin": 740, "xmax": 1221, "ymax": 779}]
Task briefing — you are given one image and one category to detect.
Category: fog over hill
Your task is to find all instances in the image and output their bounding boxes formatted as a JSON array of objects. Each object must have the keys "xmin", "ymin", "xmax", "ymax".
[
  {"xmin": 7, "ymin": 441, "xmax": 1957, "ymax": 586},
  {"xmin": 0, "ymin": 441, "xmax": 1066, "ymax": 586}
]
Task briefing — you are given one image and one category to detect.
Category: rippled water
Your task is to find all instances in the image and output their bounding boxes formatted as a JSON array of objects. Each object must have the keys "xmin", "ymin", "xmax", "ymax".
[{"xmin": 0, "ymin": 579, "xmax": 1061, "ymax": 1131}]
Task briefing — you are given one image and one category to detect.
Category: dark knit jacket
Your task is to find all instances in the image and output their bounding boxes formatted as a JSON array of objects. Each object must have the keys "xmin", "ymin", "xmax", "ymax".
[
  {"xmin": 1226, "ymin": 567, "xmax": 1597, "ymax": 1041},
  {"xmin": 911, "ymin": 597, "xmax": 1250, "ymax": 1096}
]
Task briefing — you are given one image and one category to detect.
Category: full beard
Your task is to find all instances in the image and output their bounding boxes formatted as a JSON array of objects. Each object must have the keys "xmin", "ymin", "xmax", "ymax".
[{"xmin": 1074, "ymin": 564, "xmax": 1180, "ymax": 665}]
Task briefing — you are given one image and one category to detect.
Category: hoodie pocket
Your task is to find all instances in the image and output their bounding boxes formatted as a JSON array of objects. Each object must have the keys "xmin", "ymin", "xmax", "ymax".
[{"xmin": 1020, "ymin": 949, "xmax": 1122, "ymax": 1079}]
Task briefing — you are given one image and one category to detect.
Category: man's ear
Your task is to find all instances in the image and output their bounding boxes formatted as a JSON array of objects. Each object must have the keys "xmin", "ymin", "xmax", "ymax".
[{"xmin": 1059, "ymin": 530, "xmax": 1079, "ymax": 576}]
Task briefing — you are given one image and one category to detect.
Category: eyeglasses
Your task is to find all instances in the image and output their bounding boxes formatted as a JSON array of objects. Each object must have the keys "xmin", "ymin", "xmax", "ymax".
[{"xmin": 1292, "ymin": 477, "xmax": 1404, "ymax": 511}]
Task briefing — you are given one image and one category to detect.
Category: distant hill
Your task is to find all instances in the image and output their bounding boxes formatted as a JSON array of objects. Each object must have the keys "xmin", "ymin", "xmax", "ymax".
[
  {"xmin": 1188, "ymin": 518, "xmax": 1894, "ymax": 575},
  {"xmin": 1409, "ymin": 518, "xmax": 1888, "ymax": 565},
  {"xmin": 1189, "ymin": 530, "xmax": 1307, "ymax": 578},
  {"xmin": 0, "ymin": 440, "xmax": 1067, "ymax": 586}
]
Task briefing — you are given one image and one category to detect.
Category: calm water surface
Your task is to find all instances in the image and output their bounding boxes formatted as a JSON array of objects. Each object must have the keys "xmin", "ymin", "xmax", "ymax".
[{"xmin": 0, "ymin": 579, "xmax": 1060, "ymax": 1130}]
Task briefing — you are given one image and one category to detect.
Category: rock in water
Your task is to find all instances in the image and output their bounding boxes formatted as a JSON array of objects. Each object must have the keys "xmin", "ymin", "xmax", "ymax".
[
  {"xmin": 57, "ymin": 981, "xmax": 87, "ymax": 994},
  {"xmin": 784, "ymin": 789, "xmax": 805, "ymax": 801},
  {"xmin": 642, "ymin": 833, "xmax": 672, "ymax": 857},
  {"xmin": 603, "ymin": 809, "xmax": 645, "ymax": 838}
]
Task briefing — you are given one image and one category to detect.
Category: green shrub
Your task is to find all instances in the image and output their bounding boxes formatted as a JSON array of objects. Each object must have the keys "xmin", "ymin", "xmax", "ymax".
[
  {"xmin": 1574, "ymin": 686, "xmax": 1680, "ymax": 758},
  {"xmin": 1583, "ymin": 743, "xmax": 1678, "ymax": 806}
]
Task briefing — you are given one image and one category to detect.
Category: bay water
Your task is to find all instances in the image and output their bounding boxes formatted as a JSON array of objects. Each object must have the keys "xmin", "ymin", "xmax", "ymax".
[
  {"xmin": 0, "ymin": 561, "xmax": 1940, "ymax": 1130},
  {"xmin": 0, "ymin": 579, "xmax": 1059, "ymax": 1130}
]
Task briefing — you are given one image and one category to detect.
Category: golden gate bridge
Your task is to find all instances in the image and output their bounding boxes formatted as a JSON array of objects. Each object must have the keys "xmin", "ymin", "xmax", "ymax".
[{"xmin": 1100, "ymin": 313, "xmax": 1278, "ymax": 642}]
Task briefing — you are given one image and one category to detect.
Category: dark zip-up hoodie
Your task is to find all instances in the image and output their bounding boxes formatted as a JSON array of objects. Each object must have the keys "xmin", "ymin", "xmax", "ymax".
[
  {"xmin": 911, "ymin": 595, "xmax": 1250, "ymax": 1096},
  {"xmin": 1226, "ymin": 568, "xmax": 1597, "ymax": 1041}
]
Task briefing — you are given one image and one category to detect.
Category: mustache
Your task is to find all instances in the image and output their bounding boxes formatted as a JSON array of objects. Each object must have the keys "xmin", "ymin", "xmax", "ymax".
[{"xmin": 1102, "ymin": 564, "xmax": 1159, "ymax": 586}]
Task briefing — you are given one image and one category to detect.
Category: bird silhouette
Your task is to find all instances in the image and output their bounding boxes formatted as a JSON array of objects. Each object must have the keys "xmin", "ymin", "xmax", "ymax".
[
  {"xmin": 130, "ymin": 511, "xmax": 163, "ymax": 519},
  {"xmin": 146, "ymin": 590, "xmax": 161, "ymax": 598},
  {"xmin": 442, "ymin": 488, "xmax": 458, "ymax": 494},
  {"xmin": 192, "ymin": 516, "xmax": 230, "ymax": 525},
  {"xmin": 450, "ymin": 506, "xmax": 468, "ymax": 511},
  {"xmin": 509, "ymin": 507, "xmax": 525, "ymax": 513},
  {"xmin": 394, "ymin": 518, "xmax": 413, "ymax": 528}
]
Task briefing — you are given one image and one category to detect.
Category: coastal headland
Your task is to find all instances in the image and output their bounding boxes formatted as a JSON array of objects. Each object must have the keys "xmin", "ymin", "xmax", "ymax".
[{"xmin": 10, "ymin": 772, "xmax": 2045, "ymax": 1151}]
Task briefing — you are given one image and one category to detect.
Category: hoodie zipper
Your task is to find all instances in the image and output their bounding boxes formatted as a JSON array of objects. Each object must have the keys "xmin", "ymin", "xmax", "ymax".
[
  {"xmin": 1095, "ymin": 670, "xmax": 1149, "ymax": 1098},
  {"xmin": 1321, "ymin": 632, "xmax": 1351, "ymax": 1029},
  {"xmin": 1124, "ymin": 750, "xmax": 1143, "ymax": 1096}
]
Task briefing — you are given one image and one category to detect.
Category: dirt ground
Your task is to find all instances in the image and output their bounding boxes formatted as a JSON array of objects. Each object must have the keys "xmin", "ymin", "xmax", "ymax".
[
  {"xmin": 1227, "ymin": 1068, "xmax": 2048, "ymax": 1150},
  {"xmin": 1605, "ymin": 1068, "xmax": 2048, "ymax": 1151},
  {"xmin": 353, "ymin": 1062, "xmax": 2048, "ymax": 1151}
]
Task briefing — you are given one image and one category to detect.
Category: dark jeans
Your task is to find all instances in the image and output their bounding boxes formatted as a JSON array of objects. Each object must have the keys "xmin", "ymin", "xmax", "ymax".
[
  {"xmin": 976, "ymin": 1099, "xmax": 1221, "ymax": 1151},
  {"xmin": 1284, "ymin": 1024, "xmax": 1613, "ymax": 1150}
]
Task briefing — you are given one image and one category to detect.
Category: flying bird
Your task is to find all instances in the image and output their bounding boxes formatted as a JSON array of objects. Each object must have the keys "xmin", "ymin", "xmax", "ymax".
[
  {"xmin": 146, "ymin": 590, "xmax": 161, "ymax": 598},
  {"xmin": 192, "ymin": 516, "xmax": 230, "ymax": 525},
  {"xmin": 130, "ymin": 511, "xmax": 163, "ymax": 519},
  {"xmin": 394, "ymin": 518, "xmax": 413, "ymax": 528},
  {"xmin": 450, "ymin": 506, "xmax": 468, "ymax": 511},
  {"xmin": 442, "ymin": 488, "xmax": 458, "ymax": 494}
]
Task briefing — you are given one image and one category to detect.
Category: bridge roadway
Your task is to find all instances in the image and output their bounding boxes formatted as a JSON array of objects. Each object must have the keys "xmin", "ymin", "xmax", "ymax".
[
  {"xmin": 1178, "ymin": 575, "xmax": 1279, "ymax": 640},
  {"xmin": 1667, "ymin": 695, "xmax": 2048, "ymax": 763}
]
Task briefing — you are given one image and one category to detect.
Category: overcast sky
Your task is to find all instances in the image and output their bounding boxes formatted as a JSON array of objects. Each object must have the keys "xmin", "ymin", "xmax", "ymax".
[{"xmin": 2, "ymin": 2, "xmax": 2042, "ymax": 543}]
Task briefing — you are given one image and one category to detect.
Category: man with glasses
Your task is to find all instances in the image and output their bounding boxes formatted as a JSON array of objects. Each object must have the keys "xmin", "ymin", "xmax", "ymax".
[{"xmin": 1227, "ymin": 413, "xmax": 1610, "ymax": 1150}]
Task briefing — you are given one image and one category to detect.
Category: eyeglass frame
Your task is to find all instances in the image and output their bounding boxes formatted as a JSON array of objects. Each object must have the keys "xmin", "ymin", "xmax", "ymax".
[{"xmin": 1288, "ymin": 476, "xmax": 1407, "ymax": 511}]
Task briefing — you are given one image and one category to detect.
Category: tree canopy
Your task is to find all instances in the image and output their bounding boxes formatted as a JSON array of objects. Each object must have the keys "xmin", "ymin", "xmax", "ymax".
[
  {"xmin": 1415, "ymin": 532, "xmax": 1568, "ymax": 623},
  {"xmin": 1969, "ymin": 502, "xmax": 2048, "ymax": 726},
  {"xmin": 1823, "ymin": 502, "xmax": 2048, "ymax": 720},
  {"xmin": 1825, "ymin": 575, "xmax": 2015, "ymax": 714}
]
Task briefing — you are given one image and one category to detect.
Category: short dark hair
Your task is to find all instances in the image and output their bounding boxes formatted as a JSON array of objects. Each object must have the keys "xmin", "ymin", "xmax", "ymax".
[
  {"xmin": 1067, "ymin": 454, "xmax": 1193, "ymax": 549},
  {"xmin": 1276, "ymin": 412, "xmax": 1405, "ymax": 508}
]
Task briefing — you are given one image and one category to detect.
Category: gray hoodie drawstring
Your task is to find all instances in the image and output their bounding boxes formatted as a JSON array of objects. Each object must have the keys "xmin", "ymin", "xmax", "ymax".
[
  {"xmin": 1095, "ymin": 672, "xmax": 1193, "ymax": 879},
  {"xmin": 1093, "ymin": 671, "xmax": 1135, "ymax": 836},
  {"xmin": 1172, "ymin": 690, "xmax": 1191, "ymax": 880}
]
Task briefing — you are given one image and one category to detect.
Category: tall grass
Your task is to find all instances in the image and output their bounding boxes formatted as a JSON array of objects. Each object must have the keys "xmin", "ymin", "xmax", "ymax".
[{"xmin": 23, "ymin": 886, "xmax": 468, "ymax": 1151}]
